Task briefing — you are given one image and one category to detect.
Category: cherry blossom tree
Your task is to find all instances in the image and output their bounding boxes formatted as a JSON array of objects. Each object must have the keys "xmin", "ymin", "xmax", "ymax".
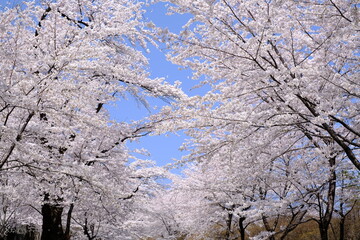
[
  {"xmin": 157, "ymin": 0, "xmax": 360, "ymax": 168},
  {"xmin": 151, "ymin": 0, "xmax": 359, "ymax": 239},
  {"xmin": 156, "ymin": 131, "xmax": 343, "ymax": 240},
  {"xmin": 0, "ymin": 0, "xmax": 183, "ymax": 239}
]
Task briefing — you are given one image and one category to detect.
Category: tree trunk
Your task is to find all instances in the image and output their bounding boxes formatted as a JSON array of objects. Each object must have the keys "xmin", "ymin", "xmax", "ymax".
[
  {"xmin": 41, "ymin": 193, "xmax": 73, "ymax": 240},
  {"xmin": 225, "ymin": 212, "xmax": 233, "ymax": 240},
  {"xmin": 239, "ymin": 217, "xmax": 246, "ymax": 240},
  {"xmin": 41, "ymin": 203, "xmax": 65, "ymax": 240},
  {"xmin": 339, "ymin": 217, "xmax": 345, "ymax": 240},
  {"xmin": 317, "ymin": 157, "xmax": 336, "ymax": 240},
  {"xmin": 318, "ymin": 223, "xmax": 329, "ymax": 240}
]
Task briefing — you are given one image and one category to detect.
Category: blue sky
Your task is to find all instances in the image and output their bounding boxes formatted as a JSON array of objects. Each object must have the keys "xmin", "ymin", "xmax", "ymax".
[
  {"xmin": 115, "ymin": 2, "xmax": 194, "ymax": 172},
  {"xmin": 0, "ymin": 0, "xmax": 198, "ymax": 172}
]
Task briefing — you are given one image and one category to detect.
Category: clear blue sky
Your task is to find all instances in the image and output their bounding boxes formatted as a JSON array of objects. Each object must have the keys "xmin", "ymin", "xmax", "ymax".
[
  {"xmin": 113, "ymin": 2, "xmax": 195, "ymax": 172},
  {"xmin": 0, "ymin": 0, "xmax": 199, "ymax": 172}
]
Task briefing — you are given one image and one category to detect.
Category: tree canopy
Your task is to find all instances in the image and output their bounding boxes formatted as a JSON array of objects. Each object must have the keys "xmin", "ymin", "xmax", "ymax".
[{"xmin": 0, "ymin": 0, "xmax": 359, "ymax": 239}]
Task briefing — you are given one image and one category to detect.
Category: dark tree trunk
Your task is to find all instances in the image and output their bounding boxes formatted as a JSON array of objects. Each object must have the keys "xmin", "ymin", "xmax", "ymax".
[
  {"xmin": 225, "ymin": 212, "xmax": 233, "ymax": 240},
  {"xmin": 239, "ymin": 217, "xmax": 246, "ymax": 240},
  {"xmin": 64, "ymin": 204, "xmax": 73, "ymax": 240},
  {"xmin": 317, "ymin": 157, "xmax": 336, "ymax": 240},
  {"xmin": 318, "ymin": 223, "xmax": 329, "ymax": 240},
  {"xmin": 339, "ymin": 217, "xmax": 345, "ymax": 240},
  {"xmin": 319, "ymin": 225, "xmax": 329, "ymax": 240},
  {"xmin": 41, "ymin": 193, "xmax": 73, "ymax": 240},
  {"xmin": 41, "ymin": 203, "xmax": 65, "ymax": 240}
]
